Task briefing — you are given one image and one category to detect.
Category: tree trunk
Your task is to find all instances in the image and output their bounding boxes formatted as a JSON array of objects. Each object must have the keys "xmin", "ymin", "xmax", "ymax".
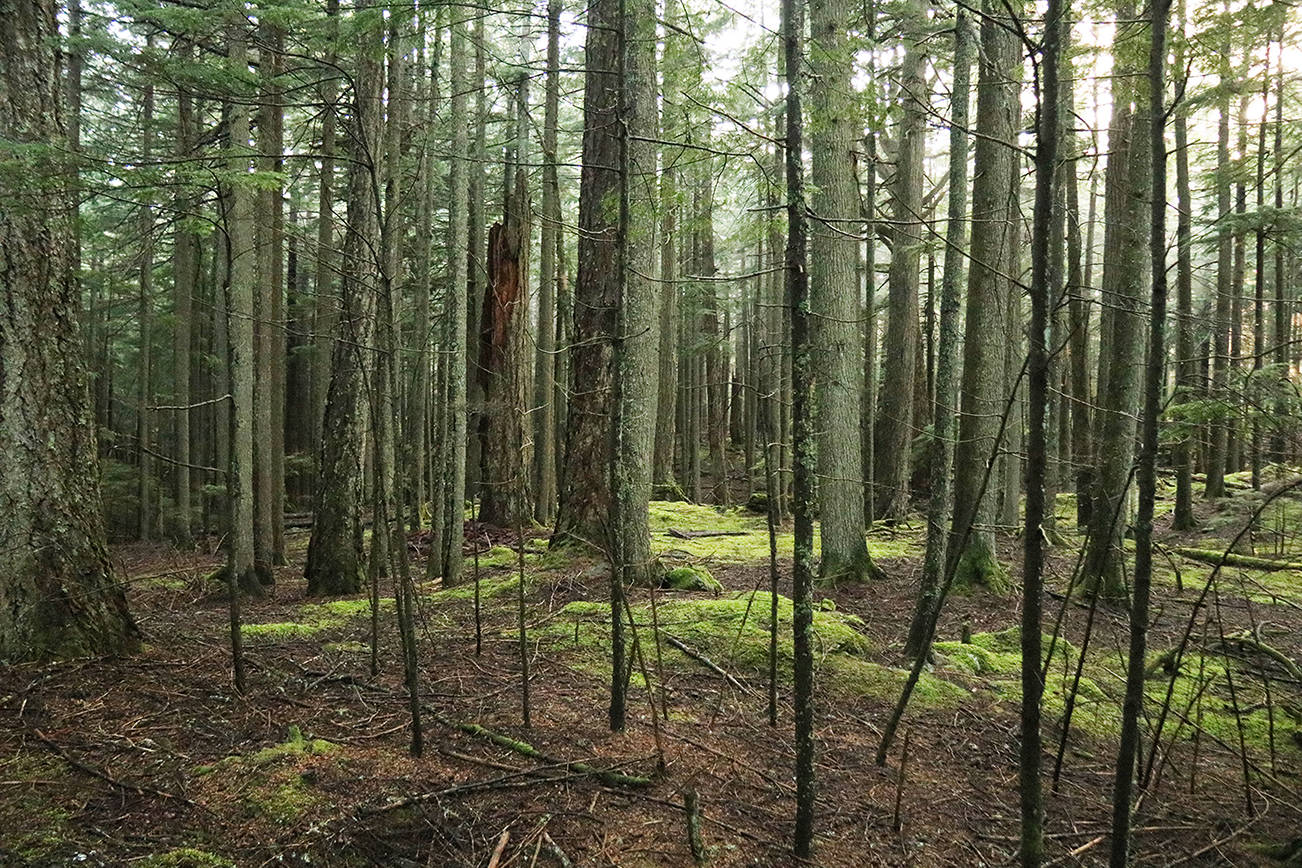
[
  {"xmin": 478, "ymin": 87, "xmax": 532, "ymax": 529},
  {"xmin": 873, "ymin": 13, "xmax": 926, "ymax": 524},
  {"xmin": 948, "ymin": 0, "xmax": 1019, "ymax": 591},
  {"xmin": 1021, "ymin": 0, "xmax": 1066, "ymax": 857},
  {"xmin": 136, "ymin": 66, "xmax": 154, "ymax": 541},
  {"xmin": 553, "ymin": 0, "xmax": 622, "ymax": 551},
  {"xmin": 225, "ymin": 13, "xmax": 262, "ymax": 597},
  {"xmin": 783, "ymin": 0, "xmax": 816, "ymax": 854},
  {"xmin": 0, "ymin": 0, "xmax": 139, "ymax": 661},
  {"xmin": 810, "ymin": 0, "xmax": 882, "ymax": 582},
  {"xmin": 533, "ymin": 0, "xmax": 562, "ymax": 521},
  {"xmin": 439, "ymin": 10, "xmax": 471, "ymax": 584},
  {"xmin": 1170, "ymin": 0, "xmax": 1196, "ymax": 529},
  {"xmin": 305, "ymin": 0, "xmax": 381, "ymax": 597},
  {"xmin": 173, "ymin": 42, "xmax": 197, "ymax": 542},
  {"xmin": 1082, "ymin": 0, "xmax": 1149, "ymax": 599},
  {"xmin": 1207, "ymin": 29, "xmax": 1232, "ymax": 500},
  {"xmin": 906, "ymin": 9, "xmax": 972, "ymax": 658},
  {"xmin": 1108, "ymin": 3, "xmax": 1167, "ymax": 861}
]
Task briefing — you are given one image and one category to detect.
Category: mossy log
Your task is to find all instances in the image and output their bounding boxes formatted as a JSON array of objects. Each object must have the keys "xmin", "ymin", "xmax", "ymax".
[{"xmin": 1169, "ymin": 546, "xmax": 1302, "ymax": 573}]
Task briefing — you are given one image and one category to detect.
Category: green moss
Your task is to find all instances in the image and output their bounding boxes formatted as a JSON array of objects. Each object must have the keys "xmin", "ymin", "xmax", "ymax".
[
  {"xmin": 436, "ymin": 573, "xmax": 528, "ymax": 601},
  {"xmin": 661, "ymin": 566, "xmax": 722, "ymax": 593},
  {"xmin": 245, "ymin": 770, "xmax": 317, "ymax": 825},
  {"xmin": 647, "ymin": 500, "xmax": 924, "ymax": 565},
  {"xmin": 241, "ymin": 621, "xmax": 326, "ymax": 640},
  {"xmin": 241, "ymin": 597, "xmax": 395, "ymax": 641},
  {"xmin": 951, "ymin": 538, "xmax": 1011, "ymax": 594},
  {"xmin": 198, "ymin": 726, "xmax": 337, "ymax": 776},
  {"xmin": 139, "ymin": 848, "xmax": 236, "ymax": 868},
  {"xmin": 538, "ymin": 591, "xmax": 956, "ymax": 706},
  {"xmin": 0, "ymin": 752, "xmax": 74, "ymax": 862},
  {"xmin": 193, "ymin": 727, "xmax": 338, "ymax": 828}
]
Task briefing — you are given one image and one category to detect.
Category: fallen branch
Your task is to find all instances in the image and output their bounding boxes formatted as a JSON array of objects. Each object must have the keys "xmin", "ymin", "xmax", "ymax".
[
  {"xmin": 32, "ymin": 729, "xmax": 206, "ymax": 813},
  {"xmin": 662, "ymin": 633, "xmax": 753, "ymax": 695},
  {"xmin": 429, "ymin": 712, "xmax": 652, "ymax": 788},
  {"xmin": 667, "ymin": 528, "xmax": 749, "ymax": 539}
]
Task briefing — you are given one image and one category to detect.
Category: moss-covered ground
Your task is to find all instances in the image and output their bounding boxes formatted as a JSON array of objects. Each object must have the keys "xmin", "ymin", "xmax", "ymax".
[{"xmin": 3, "ymin": 494, "xmax": 1299, "ymax": 866}]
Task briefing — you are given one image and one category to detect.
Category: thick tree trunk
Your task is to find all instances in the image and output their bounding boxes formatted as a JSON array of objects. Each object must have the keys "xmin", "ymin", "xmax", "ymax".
[
  {"xmin": 478, "ymin": 147, "xmax": 532, "ymax": 527},
  {"xmin": 553, "ymin": 0, "xmax": 622, "ymax": 551},
  {"xmin": 810, "ymin": 0, "xmax": 881, "ymax": 582},
  {"xmin": 305, "ymin": 0, "xmax": 381, "ymax": 597},
  {"xmin": 0, "ymin": 0, "xmax": 138, "ymax": 661},
  {"xmin": 311, "ymin": 0, "xmax": 340, "ymax": 455}
]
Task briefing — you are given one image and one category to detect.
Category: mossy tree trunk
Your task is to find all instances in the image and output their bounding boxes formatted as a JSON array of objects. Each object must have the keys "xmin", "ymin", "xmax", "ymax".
[
  {"xmin": 305, "ymin": 0, "xmax": 381, "ymax": 597},
  {"xmin": 784, "ymin": 0, "xmax": 816, "ymax": 854},
  {"xmin": 611, "ymin": 0, "xmax": 660, "ymax": 588},
  {"xmin": 0, "ymin": 0, "xmax": 139, "ymax": 661}
]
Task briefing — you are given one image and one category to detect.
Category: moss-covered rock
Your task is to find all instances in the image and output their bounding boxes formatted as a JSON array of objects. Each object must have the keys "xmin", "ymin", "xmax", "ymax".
[{"xmin": 661, "ymin": 566, "xmax": 722, "ymax": 593}]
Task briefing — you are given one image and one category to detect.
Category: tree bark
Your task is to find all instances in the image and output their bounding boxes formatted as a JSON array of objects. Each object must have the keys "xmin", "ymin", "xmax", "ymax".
[
  {"xmin": 1082, "ymin": 0, "xmax": 1150, "ymax": 598},
  {"xmin": 783, "ymin": 0, "xmax": 816, "ymax": 854},
  {"xmin": 873, "ymin": 11, "xmax": 926, "ymax": 524},
  {"xmin": 906, "ymin": 9, "xmax": 972, "ymax": 658},
  {"xmin": 948, "ymin": 0, "xmax": 1019, "ymax": 591},
  {"xmin": 305, "ymin": 0, "xmax": 381, "ymax": 597},
  {"xmin": 810, "ymin": 0, "xmax": 882, "ymax": 582},
  {"xmin": 0, "ymin": 0, "xmax": 139, "ymax": 661}
]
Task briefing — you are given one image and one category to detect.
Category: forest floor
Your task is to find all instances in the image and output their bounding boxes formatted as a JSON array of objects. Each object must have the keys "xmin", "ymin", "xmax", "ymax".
[{"xmin": 2, "ymin": 473, "xmax": 1301, "ymax": 867}]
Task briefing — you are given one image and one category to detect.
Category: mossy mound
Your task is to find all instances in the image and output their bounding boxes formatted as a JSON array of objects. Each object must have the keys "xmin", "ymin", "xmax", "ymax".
[
  {"xmin": 661, "ymin": 566, "xmax": 722, "ymax": 593},
  {"xmin": 242, "ymin": 597, "xmax": 387, "ymax": 641},
  {"xmin": 193, "ymin": 726, "xmax": 341, "ymax": 828},
  {"xmin": 647, "ymin": 500, "xmax": 925, "ymax": 565},
  {"xmin": 933, "ymin": 627, "xmax": 1301, "ymax": 759},
  {"xmin": 543, "ymin": 591, "xmax": 962, "ymax": 707},
  {"xmin": 140, "ymin": 848, "xmax": 235, "ymax": 868}
]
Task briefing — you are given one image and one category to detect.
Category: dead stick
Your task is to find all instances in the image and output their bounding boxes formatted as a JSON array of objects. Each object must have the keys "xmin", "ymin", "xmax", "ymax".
[
  {"xmin": 892, "ymin": 727, "xmax": 911, "ymax": 833},
  {"xmin": 487, "ymin": 829, "xmax": 510, "ymax": 868},
  {"xmin": 662, "ymin": 633, "xmax": 753, "ymax": 695}
]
